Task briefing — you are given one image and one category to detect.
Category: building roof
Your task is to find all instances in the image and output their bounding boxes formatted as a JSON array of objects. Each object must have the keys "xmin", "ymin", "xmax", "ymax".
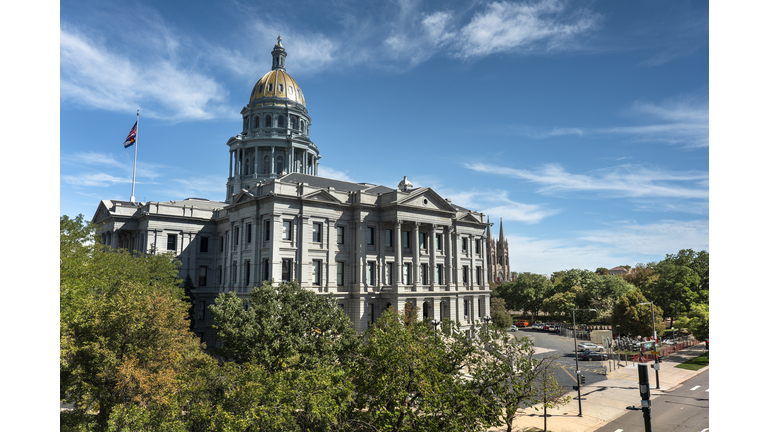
[{"xmin": 279, "ymin": 172, "xmax": 395, "ymax": 194}]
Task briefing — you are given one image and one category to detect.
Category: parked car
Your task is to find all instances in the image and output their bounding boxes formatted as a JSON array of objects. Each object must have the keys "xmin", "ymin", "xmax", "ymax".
[
  {"xmin": 548, "ymin": 325, "xmax": 560, "ymax": 332},
  {"xmin": 577, "ymin": 342, "xmax": 605, "ymax": 352},
  {"xmin": 531, "ymin": 323, "xmax": 544, "ymax": 330},
  {"xmin": 515, "ymin": 320, "xmax": 529, "ymax": 327},
  {"xmin": 580, "ymin": 350, "xmax": 608, "ymax": 361},
  {"xmin": 508, "ymin": 325, "xmax": 518, "ymax": 332}
]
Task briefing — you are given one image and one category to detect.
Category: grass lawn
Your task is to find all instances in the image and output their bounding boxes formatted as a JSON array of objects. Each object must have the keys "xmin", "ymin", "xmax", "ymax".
[{"xmin": 675, "ymin": 354, "xmax": 709, "ymax": 371}]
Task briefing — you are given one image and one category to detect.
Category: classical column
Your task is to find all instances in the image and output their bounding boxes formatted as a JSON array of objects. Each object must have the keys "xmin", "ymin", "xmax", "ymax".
[
  {"xmin": 111, "ymin": 229, "xmax": 119, "ymax": 250},
  {"xmin": 413, "ymin": 222, "xmax": 420, "ymax": 290},
  {"xmin": 378, "ymin": 223, "xmax": 386, "ymax": 290},
  {"xmin": 394, "ymin": 220, "xmax": 402, "ymax": 289},
  {"xmin": 270, "ymin": 146, "xmax": 275, "ymax": 175},
  {"xmin": 445, "ymin": 225, "xmax": 453, "ymax": 287},
  {"xmin": 229, "ymin": 150, "xmax": 233, "ymax": 178},
  {"xmin": 429, "ymin": 224, "xmax": 436, "ymax": 290},
  {"xmin": 356, "ymin": 221, "xmax": 365, "ymax": 291},
  {"xmin": 469, "ymin": 234, "xmax": 475, "ymax": 290},
  {"xmin": 303, "ymin": 151, "xmax": 308, "ymax": 175}
]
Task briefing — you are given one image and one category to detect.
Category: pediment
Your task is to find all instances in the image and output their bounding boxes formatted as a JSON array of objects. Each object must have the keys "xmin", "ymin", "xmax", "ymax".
[
  {"xmin": 397, "ymin": 188, "xmax": 455, "ymax": 213},
  {"xmin": 91, "ymin": 200, "xmax": 113, "ymax": 224},
  {"xmin": 301, "ymin": 189, "xmax": 343, "ymax": 205},
  {"xmin": 458, "ymin": 212, "xmax": 483, "ymax": 223},
  {"xmin": 232, "ymin": 190, "xmax": 256, "ymax": 205}
]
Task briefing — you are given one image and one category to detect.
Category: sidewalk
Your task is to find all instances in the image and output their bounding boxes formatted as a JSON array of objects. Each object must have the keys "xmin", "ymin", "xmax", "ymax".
[{"xmin": 491, "ymin": 342, "xmax": 709, "ymax": 432}]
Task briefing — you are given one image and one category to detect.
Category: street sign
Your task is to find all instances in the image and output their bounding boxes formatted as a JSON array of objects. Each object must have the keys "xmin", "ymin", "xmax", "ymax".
[{"xmin": 649, "ymin": 351, "xmax": 660, "ymax": 355}]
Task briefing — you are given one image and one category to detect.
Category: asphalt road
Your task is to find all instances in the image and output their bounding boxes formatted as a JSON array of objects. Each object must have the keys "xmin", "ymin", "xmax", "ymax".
[
  {"xmin": 593, "ymin": 368, "xmax": 709, "ymax": 432},
  {"xmin": 514, "ymin": 328, "xmax": 612, "ymax": 393}
]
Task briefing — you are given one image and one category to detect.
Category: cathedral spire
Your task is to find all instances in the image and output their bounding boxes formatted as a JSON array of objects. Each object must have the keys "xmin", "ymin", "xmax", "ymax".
[{"xmin": 498, "ymin": 218, "xmax": 505, "ymax": 244}]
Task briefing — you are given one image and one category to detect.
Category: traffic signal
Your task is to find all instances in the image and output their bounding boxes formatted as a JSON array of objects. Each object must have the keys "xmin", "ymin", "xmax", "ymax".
[
  {"xmin": 580, "ymin": 373, "xmax": 586, "ymax": 385},
  {"xmin": 655, "ymin": 355, "xmax": 662, "ymax": 364}
]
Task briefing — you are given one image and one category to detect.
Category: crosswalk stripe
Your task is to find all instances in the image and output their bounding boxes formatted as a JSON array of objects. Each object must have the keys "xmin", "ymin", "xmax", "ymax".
[
  {"xmin": 705, "ymin": 389, "xmax": 709, "ymax": 392},
  {"xmin": 690, "ymin": 385, "xmax": 700, "ymax": 391}
]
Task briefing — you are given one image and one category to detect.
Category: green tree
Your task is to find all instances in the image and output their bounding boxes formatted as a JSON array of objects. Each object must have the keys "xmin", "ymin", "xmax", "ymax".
[
  {"xmin": 611, "ymin": 290, "xmax": 664, "ymax": 337},
  {"xmin": 209, "ymin": 280, "xmax": 360, "ymax": 371},
  {"xmin": 676, "ymin": 303, "xmax": 709, "ymax": 341},
  {"xmin": 541, "ymin": 291, "xmax": 576, "ymax": 318},
  {"xmin": 490, "ymin": 296, "xmax": 514, "ymax": 330},
  {"xmin": 648, "ymin": 249, "xmax": 709, "ymax": 329},
  {"xmin": 595, "ymin": 267, "xmax": 609, "ymax": 276},
  {"xmin": 182, "ymin": 274, "xmax": 197, "ymax": 332},
  {"xmin": 496, "ymin": 273, "xmax": 552, "ymax": 321},
  {"xmin": 349, "ymin": 309, "xmax": 490, "ymax": 432}
]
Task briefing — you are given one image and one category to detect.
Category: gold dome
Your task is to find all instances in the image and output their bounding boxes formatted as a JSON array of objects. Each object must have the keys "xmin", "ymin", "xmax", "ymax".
[{"xmin": 249, "ymin": 69, "xmax": 306, "ymax": 107}]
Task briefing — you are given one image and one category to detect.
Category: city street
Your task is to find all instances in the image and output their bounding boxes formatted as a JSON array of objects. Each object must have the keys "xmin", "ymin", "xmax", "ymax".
[{"xmin": 593, "ymin": 368, "xmax": 709, "ymax": 432}]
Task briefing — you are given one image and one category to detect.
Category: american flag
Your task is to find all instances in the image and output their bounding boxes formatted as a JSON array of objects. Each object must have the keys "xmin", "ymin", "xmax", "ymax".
[{"xmin": 123, "ymin": 121, "xmax": 137, "ymax": 148}]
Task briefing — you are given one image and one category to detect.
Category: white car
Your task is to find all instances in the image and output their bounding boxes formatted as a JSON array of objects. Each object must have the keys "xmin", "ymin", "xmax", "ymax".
[
  {"xmin": 508, "ymin": 325, "xmax": 518, "ymax": 332},
  {"xmin": 578, "ymin": 342, "xmax": 605, "ymax": 352}
]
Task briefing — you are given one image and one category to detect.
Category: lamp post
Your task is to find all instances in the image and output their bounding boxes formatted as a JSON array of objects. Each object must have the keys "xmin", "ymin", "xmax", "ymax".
[
  {"xmin": 638, "ymin": 301, "xmax": 659, "ymax": 389},
  {"xmin": 572, "ymin": 308, "xmax": 597, "ymax": 417},
  {"xmin": 431, "ymin": 318, "xmax": 440, "ymax": 341}
]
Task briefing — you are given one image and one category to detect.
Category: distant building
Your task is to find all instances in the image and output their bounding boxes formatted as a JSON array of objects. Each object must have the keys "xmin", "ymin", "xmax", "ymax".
[
  {"xmin": 608, "ymin": 266, "xmax": 629, "ymax": 276},
  {"xmin": 486, "ymin": 218, "xmax": 512, "ymax": 284},
  {"xmin": 92, "ymin": 38, "xmax": 491, "ymax": 346}
]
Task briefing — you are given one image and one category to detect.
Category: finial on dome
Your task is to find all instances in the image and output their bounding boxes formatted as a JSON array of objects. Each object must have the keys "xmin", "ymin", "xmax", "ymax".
[{"xmin": 271, "ymin": 35, "xmax": 287, "ymax": 70}]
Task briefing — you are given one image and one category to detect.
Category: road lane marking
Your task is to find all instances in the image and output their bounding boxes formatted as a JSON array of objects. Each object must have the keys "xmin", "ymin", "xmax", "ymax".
[
  {"xmin": 705, "ymin": 389, "xmax": 709, "ymax": 392},
  {"xmin": 614, "ymin": 429, "xmax": 624, "ymax": 432},
  {"xmin": 560, "ymin": 364, "xmax": 577, "ymax": 383},
  {"xmin": 690, "ymin": 385, "xmax": 701, "ymax": 391}
]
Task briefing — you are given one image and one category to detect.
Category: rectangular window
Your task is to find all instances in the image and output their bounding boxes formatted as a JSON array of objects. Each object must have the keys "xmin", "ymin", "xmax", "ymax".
[
  {"xmin": 313, "ymin": 260, "xmax": 322, "ymax": 285},
  {"xmin": 282, "ymin": 258, "xmax": 292, "ymax": 282},
  {"xmin": 167, "ymin": 234, "xmax": 177, "ymax": 252},
  {"xmin": 283, "ymin": 221, "xmax": 292, "ymax": 240},
  {"xmin": 386, "ymin": 262, "xmax": 393, "ymax": 285},
  {"xmin": 196, "ymin": 301, "xmax": 205, "ymax": 321},
  {"xmin": 436, "ymin": 264, "xmax": 443, "ymax": 285},
  {"xmin": 404, "ymin": 263, "xmax": 412, "ymax": 285},
  {"xmin": 462, "ymin": 266, "xmax": 469, "ymax": 285},
  {"xmin": 421, "ymin": 264, "xmax": 428, "ymax": 285},
  {"xmin": 476, "ymin": 266, "xmax": 483, "ymax": 285},
  {"xmin": 367, "ymin": 262, "xmax": 376, "ymax": 285},
  {"xmin": 419, "ymin": 232, "xmax": 427, "ymax": 250},
  {"xmin": 313, "ymin": 223, "xmax": 323, "ymax": 243},
  {"xmin": 247, "ymin": 223, "xmax": 252, "ymax": 243},
  {"xmin": 200, "ymin": 236, "xmax": 209, "ymax": 253},
  {"xmin": 219, "ymin": 236, "xmax": 224, "ymax": 252},
  {"xmin": 476, "ymin": 239, "xmax": 482, "ymax": 255},
  {"xmin": 231, "ymin": 261, "xmax": 237, "ymax": 283},
  {"xmin": 461, "ymin": 238, "xmax": 468, "ymax": 252},
  {"xmin": 403, "ymin": 231, "xmax": 410, "ymax": 248},
  {"xmin": 234, "ymin": 227, "xmax": 240, "ymax": 246},
  {"xmin": 386, "ymin": 229, "xmax": 393, "ymax": 247},
  {"xmin": 245, "ymin": 260, "xmax": 251, "ymax": 285},
  {"xmin": 436, "ymin": 234, "xmax": 442, "ymax": 251},
  {"xmin": 198, "ymin": 266, "xmax": 207, "ymax": 287},
  {"xmin": 264, "ymin": 222, "xmax": 270, "ymax": 241},
  {"xmin": 263, "ymin": 259, "xmax": 269, "ymax": 282},
  {"xmin": 367, "ymin": 227, "xmax": 375, "ymax": 245},
  {"xmin": 464, "ymin": 299, "xmax": 469, "ymax": 319},
  {"xmin": 218, "ymin": 265, "xmax": 222, "ymax": 284},
  {"xmin": 336, "ymin": 261, "xmax": 345, "ymax": 286},
  {"xmin": 337, "ymin": 226, "xmax": 345, "ymax": 244}
]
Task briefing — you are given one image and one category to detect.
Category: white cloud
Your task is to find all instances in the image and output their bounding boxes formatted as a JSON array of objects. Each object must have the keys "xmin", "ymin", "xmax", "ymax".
[
  {"xmin": 577, "ymin": 219, "xmax": 709, "ymax": 256},
  {"xmin": 60, "ymin": 27, "xmax": 229, "ymax": 122},
  {"xmin": 441, "ymin": 189, "xmax": 559, "ymax": 224},
  {"xmin": 169, "ymin": 176, "xmax": 226, "ymax": 199},
  {"xmin": 318, "ymin": 166, "xmax": 355, "ymax": 183},
  {"xmin": 63, "ymin": 152, "xmax": 124, "ymax": 168},
  {"xmin": 465, "ymin": 162, "xmax": 709, "ymax": 200},
  {"xmin": 62, "ymin": 173, "xmax": 132, "ymax": 187},
  {"xmin": 510, "ymin": 98, "xmax": 709, "ymax": 147}
]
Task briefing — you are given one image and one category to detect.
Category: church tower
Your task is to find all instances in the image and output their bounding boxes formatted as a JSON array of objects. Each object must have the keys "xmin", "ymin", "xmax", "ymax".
[
  {"xmin": 487, "ymin": 217, "xmax": 511, "ymax": 283},
  {"xmin": 224, "ymin": 36, "xmax": 320, "ymax": 203}
]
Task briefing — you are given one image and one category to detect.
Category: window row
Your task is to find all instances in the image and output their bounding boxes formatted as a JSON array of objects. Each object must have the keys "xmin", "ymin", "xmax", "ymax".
[{"xmin": 243, "ymin": 113, "xmax": 307, "ymax": 133}]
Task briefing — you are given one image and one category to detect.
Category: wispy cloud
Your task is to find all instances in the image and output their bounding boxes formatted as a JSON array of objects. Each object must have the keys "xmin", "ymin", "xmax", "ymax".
[
  {"xmin": 504, "ymin": 219, "xmax": 708, "ymax": 273},
  {"xmin": 465, "ymin": 162, "xmax": 709, "ymax": 200},
  {"xmin": 62, "ymin": 173, "xmax": 132, "ymax": 187},
  {"xmin": 60, "ymin": 23, "xmax": 230, "ymax": 122},
  {"xmin": 318, "ymin": 166, "xmax": 355, "ymax": 183},
  {"xmin": 510, "ymin": 97, "xmax": 709, "ymax": 147},
  {"xmin": 441, "ymin": 189, "xmax": 559, "ymax": 224}
]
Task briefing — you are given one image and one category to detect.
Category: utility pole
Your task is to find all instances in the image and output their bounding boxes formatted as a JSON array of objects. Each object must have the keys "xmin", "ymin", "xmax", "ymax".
[{"xmin": 638, "ymin": 364, "xmax": 652, "ymax": 432}]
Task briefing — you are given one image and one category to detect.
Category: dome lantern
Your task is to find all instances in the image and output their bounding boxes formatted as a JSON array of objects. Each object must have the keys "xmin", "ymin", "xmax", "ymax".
[{"xmin": 271, "ymin": 35, "xmax": 286, "ymax": 71}]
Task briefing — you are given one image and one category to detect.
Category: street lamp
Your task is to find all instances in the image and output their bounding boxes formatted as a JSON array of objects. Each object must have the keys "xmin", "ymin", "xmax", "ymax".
[
  {"xmin": 572, "ymin": 308, "xmax": 597, "ymax": 417},
  {"xmin": 431, "ymin": 318, "xmax": 440, "ymax": 341},
  {"xmin": 638, "ymin": 301, "xmax": 659, "ymax": 389}
]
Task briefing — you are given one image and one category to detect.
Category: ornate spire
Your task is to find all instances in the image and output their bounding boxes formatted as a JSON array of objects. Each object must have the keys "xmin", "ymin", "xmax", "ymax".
[
  {"xmin": 498, "ymin": 218, "xmax": 505, "ymax": 243},
  {"xmin": 271, "ymin": 35, "xmax": 287, "ymax": 70}
]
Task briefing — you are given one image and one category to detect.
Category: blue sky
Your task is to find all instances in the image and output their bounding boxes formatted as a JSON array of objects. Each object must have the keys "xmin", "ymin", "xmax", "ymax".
[{"xmin": 59, "ymin": 0, "xmax": 710, "ymax": 275}]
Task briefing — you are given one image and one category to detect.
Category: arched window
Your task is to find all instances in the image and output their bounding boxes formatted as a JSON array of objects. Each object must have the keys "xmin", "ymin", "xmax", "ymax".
[
  {"xmin": 276, "ymin": 156, "xmax": 283, "ymax": 174},
  {"xmin": 278, "ymin": 115, "xmax": 284, "ymax": 128},
  {"xmin": 266, "ymin": 115, "xmax": 272, "ymax": 128},
  {"xmin": 300, "ymin": 120, "xmax": 304, "ymax": 132},
  {"xmin": 263, "ymin": 155, "xmax": 271, "ymax": 174},
  {"xmin": 253, "ymin": 116, "xmax": 259, "ymax": 128}
]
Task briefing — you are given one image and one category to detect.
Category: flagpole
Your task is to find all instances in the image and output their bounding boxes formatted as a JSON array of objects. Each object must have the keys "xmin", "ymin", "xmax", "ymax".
[{"xmin": 130, "ymin": 109, "xmax": 139, "ymax": 203}]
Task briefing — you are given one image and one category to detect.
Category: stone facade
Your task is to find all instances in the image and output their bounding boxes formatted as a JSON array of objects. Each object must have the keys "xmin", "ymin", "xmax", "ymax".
[{"xmin": 92, "ymin": 38, "xmax": 491, "ymax": 347}]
